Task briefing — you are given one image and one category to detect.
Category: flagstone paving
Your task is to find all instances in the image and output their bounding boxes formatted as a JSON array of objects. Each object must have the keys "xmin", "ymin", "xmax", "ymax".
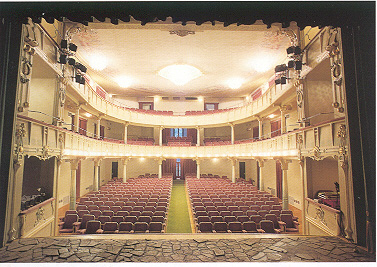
[{"xmin": 0, "ymin": 235, "xmax": 374, "ymax": 263}]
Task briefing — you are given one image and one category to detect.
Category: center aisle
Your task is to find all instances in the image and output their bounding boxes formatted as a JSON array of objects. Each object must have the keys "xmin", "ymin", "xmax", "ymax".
[{"xmin": 166, "ymin": 180, "xmax": 192, "ymax": 233}]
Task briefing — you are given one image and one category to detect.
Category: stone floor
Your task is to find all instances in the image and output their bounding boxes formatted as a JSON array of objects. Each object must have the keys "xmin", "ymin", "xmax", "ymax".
[{"xmin": 0, "ymin": 234, "xmax": 374, "ymax": 263}]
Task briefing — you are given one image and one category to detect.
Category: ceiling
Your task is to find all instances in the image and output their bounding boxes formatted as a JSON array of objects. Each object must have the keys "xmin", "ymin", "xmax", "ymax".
[{"xmin": 71, "ymin": 18, "xmax": 292, "ymax": 98}]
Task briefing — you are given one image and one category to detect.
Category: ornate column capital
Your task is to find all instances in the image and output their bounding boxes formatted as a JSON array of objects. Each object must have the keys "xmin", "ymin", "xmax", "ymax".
[
  {"xmin": 256, "ymin": 158, "xmax": 265, "ymax": 168},
  {"xmin": 277, "ymin": 158, "xmax": 291, "ymax": 170},
  {"xmin": 70, "ymin": 158, "xmax": 80, "ymax": 170}
]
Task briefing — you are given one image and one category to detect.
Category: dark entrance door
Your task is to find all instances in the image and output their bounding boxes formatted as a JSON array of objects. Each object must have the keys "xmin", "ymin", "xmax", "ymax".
[
  {"xmin": 239, "ymin": 161, "xmax": 245, "ymax": 179},
  {"xmin": 112, "ymin": 162, "xmax": 118, "ymax": 178},
  {"xmin": 256, "ymin": 161, "xmax": 260, "ymax": 189},
  {"xmin": 79, "ymin": 118, "xmax": 87, "ymax": 136},
  {"xmin": 271, "ymin": 119, "xmax": 281, "ymax": 137}
]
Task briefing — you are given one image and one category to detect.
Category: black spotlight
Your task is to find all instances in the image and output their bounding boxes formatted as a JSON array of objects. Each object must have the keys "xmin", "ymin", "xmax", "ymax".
[
  {"xmin": 295, "ymin": 61, "xmax": 303, "ymax": 70},
  {"xmin": 68, "ymin": 58, "xmax": 76, "ymax": 66},
  {"xmin": 287, "ymin": 46, "xmax": 301, "ymax": 55},
  {"xmin": 75, "ymin": 74, "xmax": 82, "ymax": 83},
  {"xmin": 79, "ymin": 76, "xmax": 85, "ymax": 85},
  {"xmin": 280, "ymin": 77, "xmax": 287, "ymax": 84},
  {"xmin": 69, "ymin": 43, "xmax": 77, "ymax": 52},
  {"xmin": 61, "ymin": 39, "xmax": 68, "ymax": 49},
  {"xmin": 275, "ymin": 64, "xmax": 287, "ymax": 73},
  {"xmin": 288, "ymin": 60, "xmax": 295, "ymax": 68},
  {"xmin": 76, "ymin": 62, "xmax": 87, "ymax": 73},
  {"xmin": 275, "ymin": 78, "xmax": 281, "ymax": 85},
  {"xmin": 58, "ymin": 54, "xmax": 67, "ymax": 64}
]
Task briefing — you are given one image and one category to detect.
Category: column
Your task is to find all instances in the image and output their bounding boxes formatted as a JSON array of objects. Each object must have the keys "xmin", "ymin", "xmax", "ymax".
[
  {"xmin": 231, "ymin": 158, "xmax": 236, "ymax": 183},
  {"xmin": 280, "ymin": 106, "xmax": 286, "ymax": 134},
  {"xmin": 93, "ymin": 158, "xmax": 102, "ymax": 190},
  {"xmin": 279, "ymin": 159, "xmax": 291, "ymax": 210},
  {"xmin": 55, "ymin": 77, "xmax": 67, "ymax": 126},
  {"xmin": 123, "ymin": 122, "xmax": 129, "ymax": 144},
  {"xmin": 337, "ymin": 124, "xmax": 355, "ymax": 240},
  {"xmin": 257, "ymin": 117, "xmax": 263, "ymax": 139},
  {"xmin": 159, "ymin": 126, "xmax": 164, "ymax": 146},
  {"xmin": 5, "ymin": 157, "xmax": 25, "ymax": 242},
  {"xmin": 257, "ymin": 159, "xmax": 264, "ymax": 191},
  {"xmin": 196, "ymin": 159, "xmax": 201, "ymax": 179},
  {"xmin": 196, "ymin": 126, "xmax": 200, "ymax": 146},
  {"xmin": 230, "ymin": 123, "xmax": 235, "ymax": 144},
  {"xmin": 96, "ymin": 117, "xmax": 101, "ymax": 139},
  {"xmin": 121, "ymin": 158, "xmax": 130, "ymax": 183},
  {"xmin": 69, "ymin": 159, "xmax": 79, "ymax": 210},
  {"xmin": 299, "ymin": 158, "xmax": 308, "ymax": 234},
  {"xmin": 158, "ymin": 159, "xmax": 163, "ymax": 178},
  {"xmin": 75, "ymin": 106, "xmax": 80, "ymax": 133},
  {"xmin": 53, "ymin": 157, "xmax": 62, "ymax": 235}
]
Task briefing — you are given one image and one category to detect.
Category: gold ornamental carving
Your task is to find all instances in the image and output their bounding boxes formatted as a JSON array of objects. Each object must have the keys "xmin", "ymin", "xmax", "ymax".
[
  {"xmin": 14, "ymin": 123, "xmax": 26, "ymax": 164},
  {"xmin": 34, "ymin": 207, "xmax": 46, "ymax": 227},
  {"xmin": 311, "ymin": 146, "xmax": 323, "ymax": 161}
]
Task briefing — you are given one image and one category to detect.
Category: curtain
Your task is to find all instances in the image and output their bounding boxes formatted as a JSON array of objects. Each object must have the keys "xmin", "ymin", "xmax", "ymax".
[
  {"xmin": 162, "ymin": 159, "xmax": 175, "ymax": 177},
  {"xmin": 181, "ymin": 159, "xmax": 197, "ymax": 179},
  {"xmin": 187, "ymin": 128, "xmax": 197, "ymax": 145}
]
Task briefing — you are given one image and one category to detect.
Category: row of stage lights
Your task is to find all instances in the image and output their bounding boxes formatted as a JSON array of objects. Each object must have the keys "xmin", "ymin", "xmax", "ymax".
[
  {"xmin": 58, "ymin": 40, "xmax": 87, "ymax": 85},
  {"xmin": 275, "ymin": 46, "xmax": 303, "ymax": 85}
]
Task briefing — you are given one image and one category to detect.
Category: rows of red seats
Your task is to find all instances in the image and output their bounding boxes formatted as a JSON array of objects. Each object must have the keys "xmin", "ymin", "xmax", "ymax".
[
  {"xmin": 59, "ymin": 177, "xmax": 172, "ymax": 234},
  {"xmin": 186, "ymin": 178, "xmax": 299, "ymax": 233}
]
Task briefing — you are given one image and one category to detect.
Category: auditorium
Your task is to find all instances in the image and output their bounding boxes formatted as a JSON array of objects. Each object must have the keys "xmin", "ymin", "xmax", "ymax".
[{"xmin": 0, "ymin": 2, "xmax": 374, "ymax": 263}]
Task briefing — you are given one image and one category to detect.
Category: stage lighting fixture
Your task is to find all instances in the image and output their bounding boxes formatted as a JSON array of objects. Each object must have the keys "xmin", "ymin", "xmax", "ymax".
[
  {"xmin": 275, "ymin": 79, "xmax": 281, "ymax": 85},
  {"xmin": 288, "ymin": 60, "xmax": 295, "ymax": 68},
  {"xmin": 75, "ymin": 74, "xmax": 82, "ymax": 83},
  {"xmin": 69, "ymin": 43, "xmax": 77, "ymax": 52},
  {"xmin": 68, "ymin": 58, "xmax": 76, "ymax": 66},
  {"xmin": 275, "ymin": 64, "xmax": 287, "ymax": 73},
  {"xmin": 61, "ymin": 40, "xmax": 68, "ymax": 49},
  {"xmin": 79, "ymin": 76, "xmax": 85, "ymax": 85},
  {"xmin": 295, "ymin": 61, "xmax": 303, "ymax": 70},
  {"xmin": 280, "ymin": 77, "xmax": 287, "ymax": 84},
  {"xmin": 287, "ymin": 46, "xmax": 301, "ymax": 55},
  {"xmin": 58, "ymin": 54, "xmax": 67, "ymax": 64},
  {"xmin": 76, "ymin": 63, "xmax": 87, "ymax": 73}
]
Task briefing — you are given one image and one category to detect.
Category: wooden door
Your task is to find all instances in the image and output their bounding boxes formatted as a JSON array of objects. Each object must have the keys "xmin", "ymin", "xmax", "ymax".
[
  {"xmin": 100, "ymin": 125, "xmax": 105, "ymax": 139},
  {"xmin": 112, "ymin": 162, "xmax": 118, "ymax": 178},
  {"xmin": 79, "ymin": 118, "xmax": 87, "ymax": 136},
  {"xmin": 271, "ymin": 119, "xmax": 281, "ymax": 138}
]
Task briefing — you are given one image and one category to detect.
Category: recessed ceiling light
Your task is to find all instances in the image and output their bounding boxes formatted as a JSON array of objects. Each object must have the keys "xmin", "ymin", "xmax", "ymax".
[
  {"xmin": 88, "ymin": 55, "xmax": 108, "ymax": 71},
  {"xmin": 114, "ymin": 76, "xmax": 134, "ymax": 88},
  {"xmin": 248, "ymin": 54, "xmax": 276, "ymax": 73},
  {"xmin": 227, "ymin": 77, "xmax": 245, "ymax": 89},
  {"xmin": 158, "ymin": 64, "xmax": 202, "ymax": 86}
]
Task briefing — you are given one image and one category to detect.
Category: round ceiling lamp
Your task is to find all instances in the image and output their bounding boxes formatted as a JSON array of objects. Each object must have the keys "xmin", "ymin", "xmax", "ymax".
[{"xmin": 158, "ymin": 64, "xmax": 202, "ymax": 86}]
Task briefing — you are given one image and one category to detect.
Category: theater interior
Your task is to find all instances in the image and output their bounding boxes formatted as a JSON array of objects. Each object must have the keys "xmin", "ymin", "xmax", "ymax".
[{"xmin": 0, "ymin": 2, "xmax": 375, "ymax": 263}]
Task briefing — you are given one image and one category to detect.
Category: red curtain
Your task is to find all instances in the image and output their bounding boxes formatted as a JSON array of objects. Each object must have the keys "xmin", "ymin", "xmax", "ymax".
[
  {"xmin": 187, "ymin": 128, "xmax": 197, "ymax": 145},
  {"xmin": 181, "ymin": 159, "xmax": 197, "ymax": 179},
  {"xmin": 162, "ymin": 159, "xmax": 175, "ymax": 177}
]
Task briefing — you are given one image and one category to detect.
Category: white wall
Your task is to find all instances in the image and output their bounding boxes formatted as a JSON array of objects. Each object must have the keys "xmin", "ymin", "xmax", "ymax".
[
  {"xmin": 29, "ymin": 78, "xmax": 56, "ymax": 124},
  {"xmin": 200, "ymin": 158, "xmax": 232, "ymax": 179},
  {"xmin": 80, "ymin": 159, "xmax": 95, "ymax": 196},
  {"xmin": 287, "ymin": 160, "xmax": 303, "ymax": 209},
  {"xmin": 154, "ymin": 99, "xmax": 203, "ymax": 113},
  {"xmin": 127, "ymin": 158, "xmax": 159, "ymax": 178},
  {"xmin": 128, "ymin": 125, "xmax": 154, "ymax": 139},
  {"xmin": 99, "ymin": 159, "xmax": 113, "ymax": 186},
  {"xmin": 112, "ymin": 96, "xmax": 139, "ymax": 108},
  {"xmin": 58, "ymin": 160, "xmax": 71, "ymax": 208},
  {"xmin": 204, "ymin": 126, "xmax": 231, "ymax": 139},
  {"xmin": 261, "ymin": 159, "xmax": 277, "ymax": 195}
]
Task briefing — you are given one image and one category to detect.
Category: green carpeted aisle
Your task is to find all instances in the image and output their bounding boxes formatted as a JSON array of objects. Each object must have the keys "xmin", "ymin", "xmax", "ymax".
[{"xmin": 166, "ymin": 180, "xmax": 192, "ymax": 233}]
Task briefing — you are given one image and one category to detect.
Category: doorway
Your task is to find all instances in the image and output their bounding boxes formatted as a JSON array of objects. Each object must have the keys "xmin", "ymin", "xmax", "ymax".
[
  {"xmin": 239, "ymin": 161, "xmax": 245, "ymax": 179},
  {"xmin": 112, "ymin": 162, "xmax": 118, "ymax": 178}
]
